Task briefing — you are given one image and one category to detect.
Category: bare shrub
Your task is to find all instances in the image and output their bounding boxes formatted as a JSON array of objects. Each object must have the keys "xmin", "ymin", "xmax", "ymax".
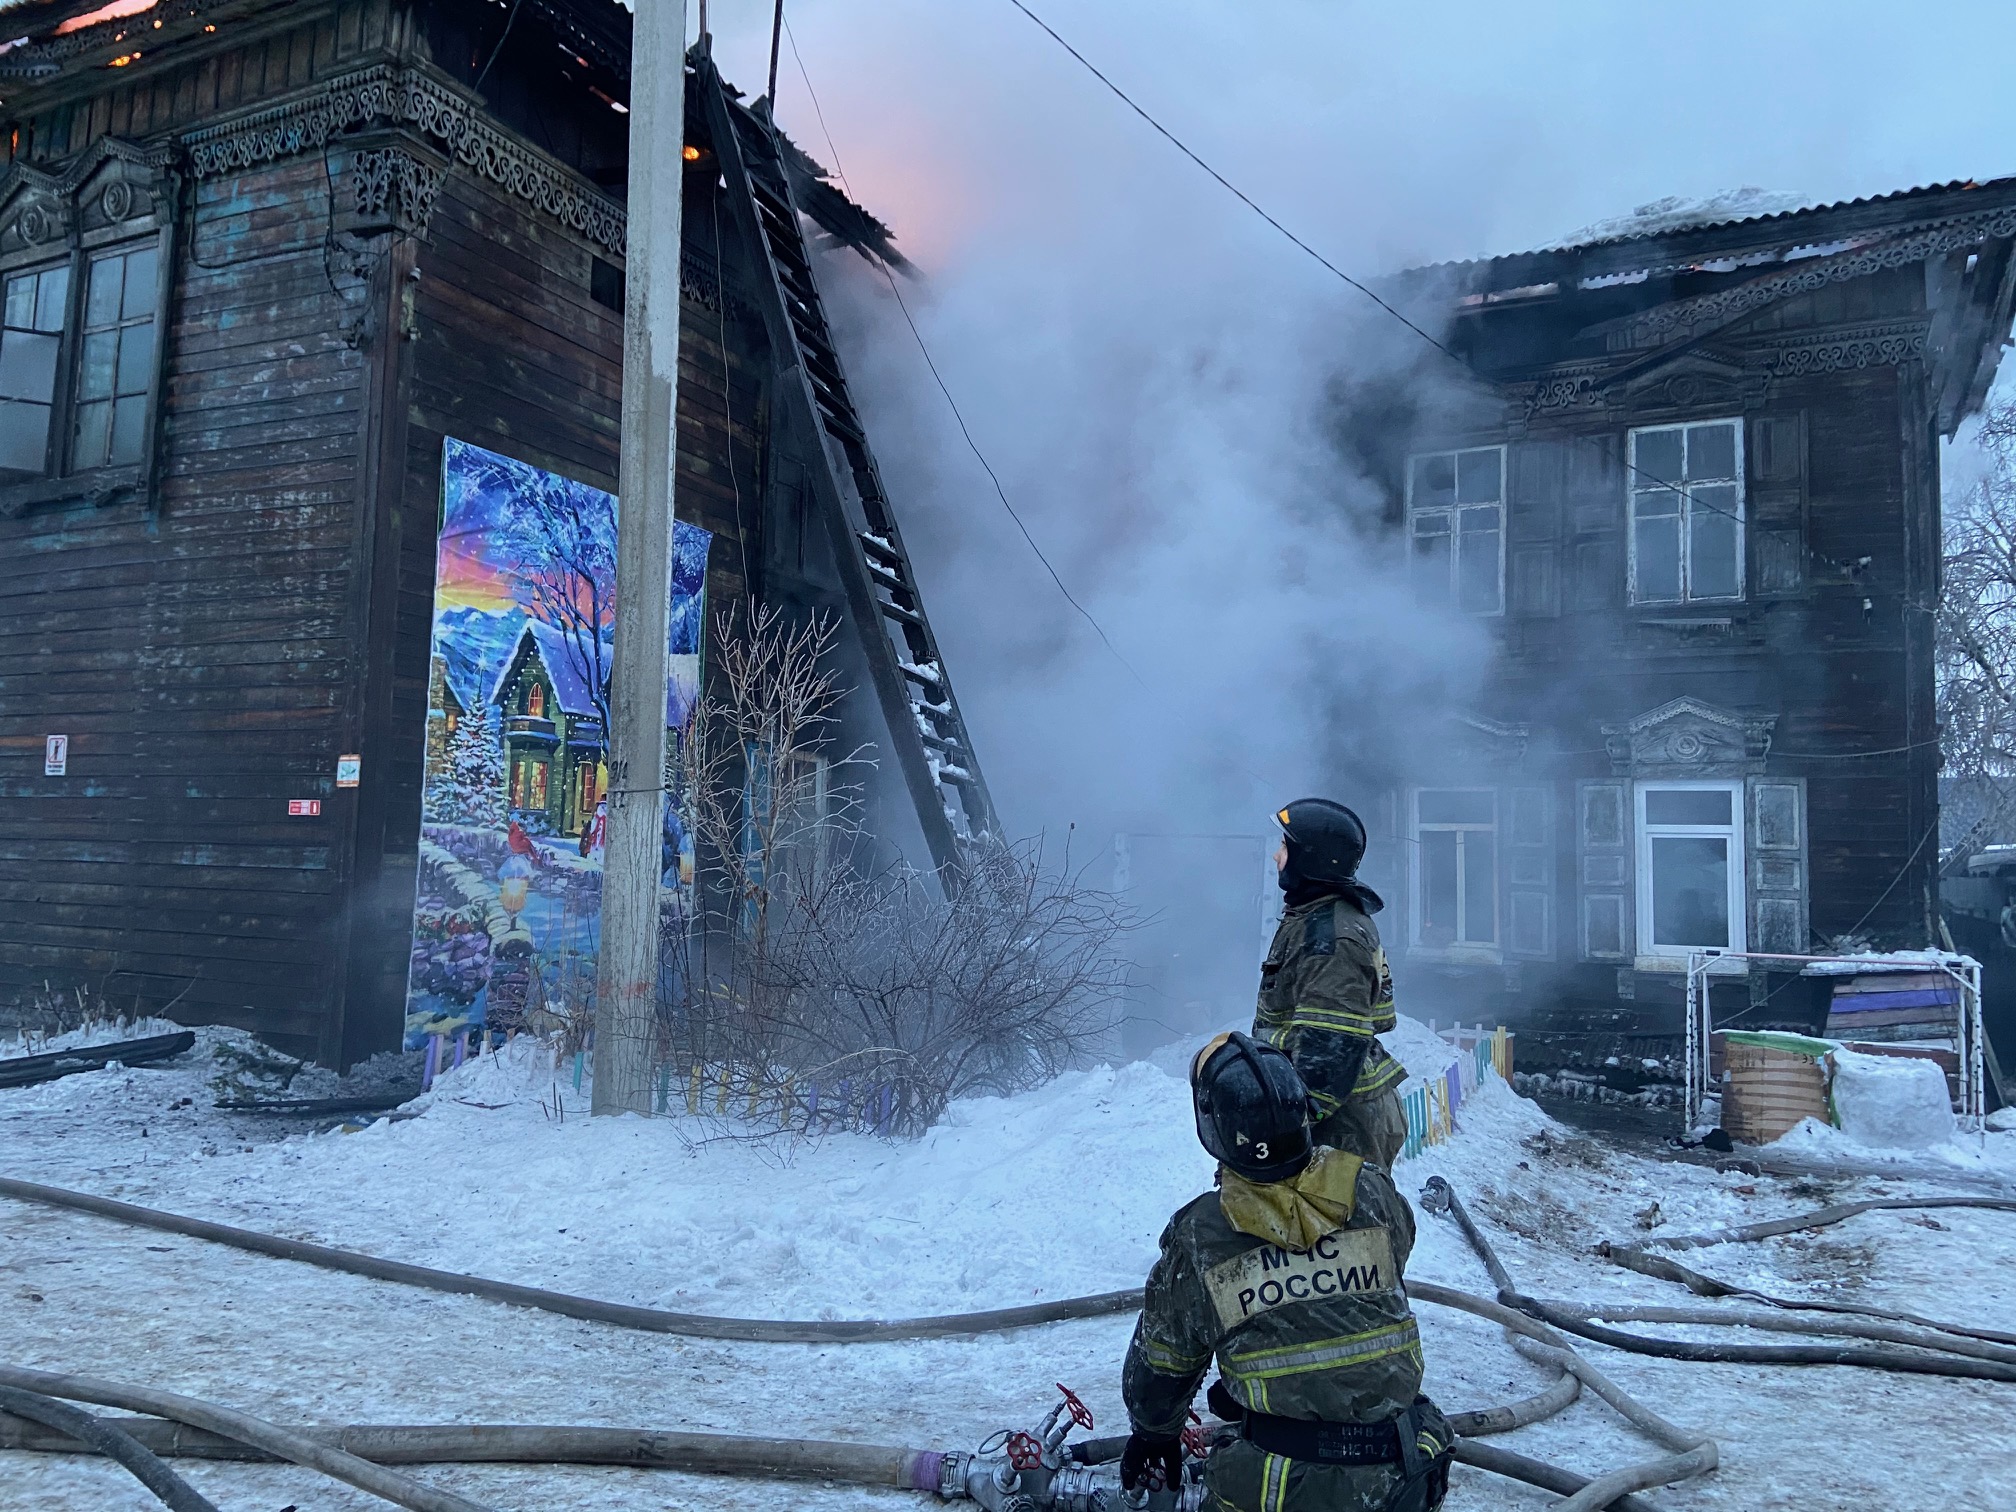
[{"xmin": 664, "ymin": 604, "xmax": 1129, "ymax": 1135}]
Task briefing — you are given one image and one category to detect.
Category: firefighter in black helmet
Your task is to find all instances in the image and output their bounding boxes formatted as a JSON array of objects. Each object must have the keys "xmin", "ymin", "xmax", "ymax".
[
  {"xmin": 1120, "ymin": 1033, "xmax": 1450, "ymax": 1511},
  {"xmin": 1255, "ymin": 799, "xmax": 1407, "ymax": 1170}
]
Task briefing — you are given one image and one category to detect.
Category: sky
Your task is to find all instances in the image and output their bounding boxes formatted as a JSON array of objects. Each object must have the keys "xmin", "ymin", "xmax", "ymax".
[{"xmin": 685, "ymin": 0, "xmax": 2016, "ymax": 865}]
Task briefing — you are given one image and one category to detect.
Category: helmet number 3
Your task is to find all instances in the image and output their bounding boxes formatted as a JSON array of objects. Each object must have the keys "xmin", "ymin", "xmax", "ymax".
[{"xmin": 1254, "ymin": 1141, "xmax": 1269, "ymax": 1162}]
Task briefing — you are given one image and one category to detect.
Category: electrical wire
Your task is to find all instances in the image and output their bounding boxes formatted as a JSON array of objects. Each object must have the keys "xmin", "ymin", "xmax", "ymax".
[
  {"xmin": 998, "ymin": 0, "xmax": 1768, "ymax": 546},
  {"xmin": 472, "ymin": 0, "xmax": 525, "ymax": 97},
  {"xmin": 999, "ymin": 0, "xmax": 1459, "ymax": 367},
  {"xmin": 780, "ymin": 17, "xmax": 1145, "ymax": 688}
]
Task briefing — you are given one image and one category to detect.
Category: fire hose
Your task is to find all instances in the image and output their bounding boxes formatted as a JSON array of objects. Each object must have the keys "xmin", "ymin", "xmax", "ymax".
[
  {"xmin": 1418, "ymin": 1176, "xmax": 2016, "ymax": 1381},
  {"xmin": 2, "ymin": 1372, "xmax": 1664, "ymax": 1512},
  {"xmin": 8, "ymin": 1172, "xmax": 2006, "ymax": 1510}
]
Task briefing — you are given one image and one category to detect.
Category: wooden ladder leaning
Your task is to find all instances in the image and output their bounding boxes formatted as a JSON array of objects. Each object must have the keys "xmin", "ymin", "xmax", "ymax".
[{"xmin": 698, "ymin": 57, "xmax": 1000, "ymax": 880}]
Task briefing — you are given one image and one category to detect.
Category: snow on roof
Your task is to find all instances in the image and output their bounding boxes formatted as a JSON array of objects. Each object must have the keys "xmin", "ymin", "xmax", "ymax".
[
  {"xmin": 1800, "ymin": 949, "xmax": 1980, "ymax": 978},
  {"xmin": 491, "ymin": 620, "xmax": 610, "ymax": 719},
  {"xmin": 1553, "ymin": 187, "xmax": 1816, "ymax": 250},
  {"xmin": 1416, "ymin": 174, "xmax": 2016, "ymax": 278},
  {"xmin": 492, "ymin": 619, "xmax": 701, "ymax": 729}
]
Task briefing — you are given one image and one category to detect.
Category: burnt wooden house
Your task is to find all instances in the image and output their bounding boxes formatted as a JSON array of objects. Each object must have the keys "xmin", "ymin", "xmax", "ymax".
[
  {"xmin": 1363, "ymin": 184, "xmax": 2016, "ymax": 1062},
  {"xmin": 0, "ymin": 0, "xmax": 996, "ymax": 1064}
]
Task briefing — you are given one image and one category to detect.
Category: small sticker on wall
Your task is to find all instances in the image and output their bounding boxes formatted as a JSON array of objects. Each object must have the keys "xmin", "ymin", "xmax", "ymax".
[
  {"xmin": 288, "ymin": 799, "xmax": 322, "ymax": 817},
  {"xmin": 44, "ymin": 735, "xmax": 67, "ymax": 776},
  {"xmin": 336, "ymin": 754, "xmax": 361, "ymax": 788}
]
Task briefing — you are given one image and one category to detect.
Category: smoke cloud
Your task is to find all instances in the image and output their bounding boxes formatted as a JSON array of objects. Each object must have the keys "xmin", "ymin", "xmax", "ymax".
[{"xmin": 695, "ymin": 1, "xmax": 2016, "ymax": 1028}]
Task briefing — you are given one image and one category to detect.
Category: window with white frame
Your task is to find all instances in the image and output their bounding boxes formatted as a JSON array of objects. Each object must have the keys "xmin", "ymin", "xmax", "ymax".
[
  {"xmin": 1635, "ymin": 781, "xmax": 1745, "ymax": 957},
  {"xmin": 1628, "ymin": 420, "xmax": 1743, "ymax": 604},
  {"xmin": 1413, "ymin": 789, "xmax": 1497, "ymax": 950},
  {"xmin": 1407, "ymin": 446, "xmax": 1504, "ymax": 615}
]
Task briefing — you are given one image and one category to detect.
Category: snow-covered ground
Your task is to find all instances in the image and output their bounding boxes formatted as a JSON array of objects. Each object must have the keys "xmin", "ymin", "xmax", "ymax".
[{"xmin": 4, "ymin": 1020, "xmax": 2015, "ymax": 1511}]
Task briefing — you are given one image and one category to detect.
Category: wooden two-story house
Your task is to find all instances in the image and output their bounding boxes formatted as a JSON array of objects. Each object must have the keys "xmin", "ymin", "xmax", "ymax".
[
  {"xmin": 1360, "ymin": 183, "xmax": 2016, "ymax": 1062},
  {"xmin": 0, "ymin": 0, "xmax": 998, "ymax": 1065}
]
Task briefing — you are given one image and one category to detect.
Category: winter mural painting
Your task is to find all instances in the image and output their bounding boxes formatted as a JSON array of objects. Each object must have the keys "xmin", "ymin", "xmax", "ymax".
[{"xmin": 405, "ymin": 438, "xmax": 712, "ymax": 1048}]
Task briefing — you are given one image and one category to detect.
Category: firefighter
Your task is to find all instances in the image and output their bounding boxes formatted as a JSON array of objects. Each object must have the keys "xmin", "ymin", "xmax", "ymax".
[
  {"xmin": 1120, "ymin": 1033, "xmax": 1451, "ymax": 1511},
  {"xmin": 1256, "ymin": 798, "xmax": 1407, "ymax": 1170}
]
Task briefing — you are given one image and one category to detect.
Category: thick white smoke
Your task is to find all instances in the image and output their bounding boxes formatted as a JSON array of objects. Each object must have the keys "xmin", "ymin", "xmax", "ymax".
[
  {"xmin": 697, "ymin": 0, "xmax": 2016, "ymax": 847},
  {"xmin": 691, "ymin": 3, "xmax": 2016, "ymax": 1039}
]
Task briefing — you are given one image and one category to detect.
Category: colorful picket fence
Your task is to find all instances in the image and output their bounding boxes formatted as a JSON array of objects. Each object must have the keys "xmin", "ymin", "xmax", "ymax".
[{"xmin": 1400, "ymin": 1024, "xmax": 1513, "ymax": 1161}]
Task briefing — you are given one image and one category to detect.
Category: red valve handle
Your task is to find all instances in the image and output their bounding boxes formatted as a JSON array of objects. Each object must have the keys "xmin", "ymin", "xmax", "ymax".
[
  {"xmin": 1006, "ymin": 1431, "xmax": 1044, "ymax": 1471},
  {"xmin": 1054, "ymin": 1383, "xmax": 1095, "ymax": 1431}
]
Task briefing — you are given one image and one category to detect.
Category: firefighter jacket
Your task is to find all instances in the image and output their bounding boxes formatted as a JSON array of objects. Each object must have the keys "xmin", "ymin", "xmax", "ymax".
[
  {"xmin": 1254, "ymin": 893, "xmax": 1403, "ymax": 1123},
  {"xmin": 1122, "ymin": 1146, "xmax": 1424, "ymax": 1436}
]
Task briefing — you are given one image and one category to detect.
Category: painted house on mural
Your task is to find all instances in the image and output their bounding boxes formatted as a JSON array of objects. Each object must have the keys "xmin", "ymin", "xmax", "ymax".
[
  {"xmin": 1360, "ymin": 183, "xmax": 2016, "ymax": 1069},
  {"xmin": 490, "ymin": 619, "xmax": 609, "ymax": 839},
  {"xmin": 0, "ymin": 0, "xmax": 997, "ymax": 1065}
]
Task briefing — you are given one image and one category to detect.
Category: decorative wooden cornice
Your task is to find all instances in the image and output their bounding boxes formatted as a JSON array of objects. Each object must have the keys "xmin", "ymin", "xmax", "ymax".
[
  {"xmin": 1620, "ymin": 206, "xmax": 2016, "ymax": 350},
  {"xmin": 176, "ymin": 62, "xmax": 627, "ymax": 256},
  {"xmin": 1764, "ymin": 323, "xmax": 1930, "ymax": 379}
]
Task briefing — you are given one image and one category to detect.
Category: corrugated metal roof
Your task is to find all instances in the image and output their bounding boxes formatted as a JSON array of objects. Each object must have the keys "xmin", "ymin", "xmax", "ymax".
[{"xmin": 1418, "ymin": 175, "xmax": 2016, "ymax": 278}]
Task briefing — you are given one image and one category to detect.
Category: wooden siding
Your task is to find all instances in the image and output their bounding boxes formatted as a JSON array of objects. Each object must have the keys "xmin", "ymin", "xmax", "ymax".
[
  {"xmin": 0, "ymin": 151, "xmax": 367, "ymax": 1053},
  {"xmin": 0, "ymin": 0, "xmax": 916, "ymax": 1061}
]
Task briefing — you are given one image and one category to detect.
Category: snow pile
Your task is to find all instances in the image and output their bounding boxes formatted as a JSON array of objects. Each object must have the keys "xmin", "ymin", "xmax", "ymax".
[
  {"xmin": 19, "ymin": 1007, "xmax": 2016, "ymax": 1508},
  {"xmin": 1828, "ymin": 1048, "xmax": 1957, "ymax": 1150},
  {"xmin": 1380, "ymin": 1012, "xmax": 1467, "ymax": 1085}
]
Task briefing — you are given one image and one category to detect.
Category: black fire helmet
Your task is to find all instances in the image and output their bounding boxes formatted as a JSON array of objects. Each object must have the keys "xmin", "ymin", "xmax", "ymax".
[
  {"xmin": 1275, "ymin": 798, "xmax": 1368, "ymax": 885},
  {"xmin": 1191, "ymin": 1031, "xmax": 1315, "ymax": 1183}
]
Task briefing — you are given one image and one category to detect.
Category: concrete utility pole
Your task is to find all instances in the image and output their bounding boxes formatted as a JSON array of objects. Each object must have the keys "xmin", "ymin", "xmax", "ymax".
[{"xmin": 594, "ymin": 0, "xmax": 688, "ymax": 1115}]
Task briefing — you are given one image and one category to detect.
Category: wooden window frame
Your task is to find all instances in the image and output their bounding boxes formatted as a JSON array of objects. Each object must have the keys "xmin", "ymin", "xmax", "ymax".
[
  {"xmin": 1406, "ymin": 444, "xmax": 1507, "ymax": 617},
  {"xmin": 0, "ymin": 223, "xmax": 172, "ymax": 509},
  {"xmin": 1410, "ymin": 786, "xmax": 1501, "ymax": 962},
  {"xmin": 1626, "ymin": 419, "xmax": 1746, "ymax": 606}
]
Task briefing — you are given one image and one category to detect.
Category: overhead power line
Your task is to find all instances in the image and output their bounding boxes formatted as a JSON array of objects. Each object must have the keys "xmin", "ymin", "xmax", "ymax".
[
  {"xmin": 1000, "ymin": 0, "xmax": 1462, "ymax": 367},
  {"xmin": 998, "ymin": 1, "xmax": 1759, "ymax": 533}
]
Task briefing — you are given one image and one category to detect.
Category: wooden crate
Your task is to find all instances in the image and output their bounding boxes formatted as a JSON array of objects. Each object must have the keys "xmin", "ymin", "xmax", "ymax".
[{"xmin": 1721, "ymin": 1039, "xmax": 1830, "ymax": 1144}]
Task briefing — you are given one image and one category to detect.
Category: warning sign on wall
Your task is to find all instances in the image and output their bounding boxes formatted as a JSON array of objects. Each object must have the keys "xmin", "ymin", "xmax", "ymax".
[
  {"xmin": 43, "ymin": 735, "xmax": 67, "ymax": 776},
  {"xmin": 287, "ymin": 799, "xmax": 321, "ymax": 817}
]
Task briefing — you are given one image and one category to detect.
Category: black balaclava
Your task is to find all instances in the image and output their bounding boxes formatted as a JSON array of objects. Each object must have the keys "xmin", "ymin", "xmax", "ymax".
[{"xmin": 1279, "ymin": 845, "xmax": 1384, "ymax": 914}]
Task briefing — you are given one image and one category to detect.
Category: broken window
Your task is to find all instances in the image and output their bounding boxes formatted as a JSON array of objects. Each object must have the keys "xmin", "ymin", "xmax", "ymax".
[
  {"xmin": 1413, "ymin": 788, "xmax": 1497, "ymax": 951},
  {"xmin": 0, "ymin": 263, "xmax": 68, "ymax": 473},
  {"xmin": 1635, "ymin": 781, "xmax": 1746, "ymax": 957},
  {"xmin": 1628, "ymin": 420, "xmax": 1743, "ymax": 604},
  {"xmin": 1407, "ymin": 445, "xmax": 1504, "ymax": 615}
]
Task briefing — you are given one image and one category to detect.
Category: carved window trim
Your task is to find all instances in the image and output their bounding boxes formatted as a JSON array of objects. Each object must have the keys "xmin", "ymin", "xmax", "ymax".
[
  {"xmin": 0, "ymin": 150, "xmax": 175, "ymax": 514},
  {"xmin": 0, "ymin": 232, "xmax": 170, "ymax": 495}
]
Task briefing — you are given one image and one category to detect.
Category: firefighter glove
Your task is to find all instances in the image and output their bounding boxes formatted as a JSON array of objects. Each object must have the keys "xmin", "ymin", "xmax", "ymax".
[{"xmin": 1120, "ymin": 1430, "xmax": 1184, "ymax": 1493}]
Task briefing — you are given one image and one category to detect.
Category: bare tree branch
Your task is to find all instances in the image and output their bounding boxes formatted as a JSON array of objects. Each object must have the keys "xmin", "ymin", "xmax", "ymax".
[{"xmin": 660, "ymin": 604, "xmax": 1131, "ymax": 1136}]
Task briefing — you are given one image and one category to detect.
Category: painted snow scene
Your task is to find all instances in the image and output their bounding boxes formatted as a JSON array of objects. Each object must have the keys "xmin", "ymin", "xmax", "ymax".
[{"xmin": 405, "ymin": 438, "xmax": 711, "ymax": 1050}]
